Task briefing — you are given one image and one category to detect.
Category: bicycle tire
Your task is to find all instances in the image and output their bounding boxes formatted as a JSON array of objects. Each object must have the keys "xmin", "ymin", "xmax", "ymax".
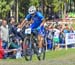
[
  {"xmin": 37, "ymin": 41, "xmax": 46, "ymax": 60},
  {"xmin": 23, "ymin": 37, "xmax": 33, "ymax": 61},
  {"xmin": 37, "ymin": 47, "xmax": 46, "ymax": 60}
]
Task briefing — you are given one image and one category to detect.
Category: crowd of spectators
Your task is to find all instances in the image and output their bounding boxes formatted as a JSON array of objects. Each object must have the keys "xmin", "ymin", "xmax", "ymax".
[
  {"xmin": 45, "ymin": 21, "xmax": 74, "ymax": 50},
  {"xmin": 0, "ymin": 17, "xmax": 74, "ymax": 59},
  {"xmin": 0, "ymin": 17, "xmax": 24, "ymax": 59}
]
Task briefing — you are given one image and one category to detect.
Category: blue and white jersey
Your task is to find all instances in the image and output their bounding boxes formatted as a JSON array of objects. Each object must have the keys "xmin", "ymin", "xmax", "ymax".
[{"xmin": 25, "ymin": 11, "xmax": 44, "ymax": 29}]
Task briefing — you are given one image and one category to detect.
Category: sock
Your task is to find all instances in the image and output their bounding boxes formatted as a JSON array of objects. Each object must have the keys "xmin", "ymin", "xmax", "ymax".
[{"xmin": 39, "ymin": 48, "xmax": 42, "ymax": 53}]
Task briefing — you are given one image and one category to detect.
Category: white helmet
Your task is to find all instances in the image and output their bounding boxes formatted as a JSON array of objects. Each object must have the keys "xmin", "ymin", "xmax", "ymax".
[{"xmin": 28, "ymin": 6, "xmax": 36, "ymax": 14}]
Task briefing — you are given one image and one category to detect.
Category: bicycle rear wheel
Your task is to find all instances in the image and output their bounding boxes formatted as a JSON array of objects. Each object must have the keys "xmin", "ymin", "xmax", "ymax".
[
  {"xmin": 32, "ymin": 37, "xmax": 46, "ymax": 61},
  {"xmin": 23, "ymin": 37, "xmax": 33, "ymax": 61},
  {"xmin": 37, "ymin": 46, "xmax": 46, "ymax": 60},
  {"xmin": 29, "ymin": 36, "xmax": 45, "ymax": 61},
  {"xmin": 37, "ymin": 40, "xmax": 46, "ymax": 60}
]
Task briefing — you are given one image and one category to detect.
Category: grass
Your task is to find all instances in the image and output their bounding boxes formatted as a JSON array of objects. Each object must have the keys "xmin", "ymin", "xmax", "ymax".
[
  {"xmin": 46, "ymin": 48, "xmax": 75, "ymax": 59},
  {"xmin": 0, "ymin": 48, "xmax": 75, "ymax": 65}
]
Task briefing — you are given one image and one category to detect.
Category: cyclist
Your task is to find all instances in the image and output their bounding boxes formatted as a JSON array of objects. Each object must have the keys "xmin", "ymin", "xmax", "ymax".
[{"xmin": 20, "ymin": 6, "xmax": 45, "ymax": 53}]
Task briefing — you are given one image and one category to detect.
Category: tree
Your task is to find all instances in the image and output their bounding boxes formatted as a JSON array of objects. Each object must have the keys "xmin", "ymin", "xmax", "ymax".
[
  {"xmin": 45, "ymin": 0, "xmax": 60, "ymax": 12},
  {"xmin": 29, "ymin": 0, "xmax": 39, "ymax": 7},
  {"xmin": 18, "ymin": 0, "xmax": 39, "ymax": 18},
  {"xmin": 73, "ymin": 0, "xmax": 75, "ymax": 11},
  {"xmin": 62, "ymin": 0, "xmax": 69, "ymax": 19},
  {"xmin": 0, "ymin": 0, "xmax": 9, "ymax": 18},
  {"xmin": 53, "ymin": 0, "xmax": 60, "ymax": 13},
  {"xmin": 18, "ymin": 0, "xmax": 30, "ymax": 18},
  {"xmin": 0, "ymin": 0, "xmax": 13, "ymax": 19}
]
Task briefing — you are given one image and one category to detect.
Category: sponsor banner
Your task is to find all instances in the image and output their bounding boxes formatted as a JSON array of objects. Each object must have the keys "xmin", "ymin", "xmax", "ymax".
[{"xmin": 65, "ymin": 33, "xmax": 75, "ymax": 45}]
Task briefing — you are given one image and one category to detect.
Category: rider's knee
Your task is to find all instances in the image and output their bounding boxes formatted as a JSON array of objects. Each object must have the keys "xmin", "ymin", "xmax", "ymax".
[
  {"xmin": 38, "ymin": 35, "xmax": 43, "ymax": 41},
  {"xmin": 40, "ymin": 37, "xmax": 44, "ymax": 41}
]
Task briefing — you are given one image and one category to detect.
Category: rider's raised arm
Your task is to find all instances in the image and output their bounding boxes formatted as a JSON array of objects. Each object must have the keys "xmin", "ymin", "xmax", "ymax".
[
  {"xmin": 20, "ymin": 14, "xmax": 31, "ymax": 28},
  {"xmin": 40, "ymin": 19, "xmax": 46, "ymax": 27},
  {"xmin": 20, "ymin": 19, "xmax": 25, "ymax": 28}
]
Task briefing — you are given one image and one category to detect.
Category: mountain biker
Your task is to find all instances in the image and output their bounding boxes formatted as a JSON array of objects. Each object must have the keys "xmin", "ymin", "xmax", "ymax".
[{"xmin": 20, "ymin": 6, "xmax": 45, "ymax": 53}]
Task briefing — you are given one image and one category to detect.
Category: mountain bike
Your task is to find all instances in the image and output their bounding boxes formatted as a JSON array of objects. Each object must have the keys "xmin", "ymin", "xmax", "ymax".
[{"xmin": 23, "ymin": 28, "xmax": 46, "ymax": 61}]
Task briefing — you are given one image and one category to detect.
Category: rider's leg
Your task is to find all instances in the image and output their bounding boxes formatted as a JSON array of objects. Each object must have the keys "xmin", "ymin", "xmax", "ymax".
[
  {"xmin": 37, "ymin": 26, "xmax": 45, "ymax": 53},
  {"xmin": 38, "ymin": 35, "xmax": 44, "ymax": 53}
]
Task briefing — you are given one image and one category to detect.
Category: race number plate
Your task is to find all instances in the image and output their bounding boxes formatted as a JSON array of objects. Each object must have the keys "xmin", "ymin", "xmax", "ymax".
[{"xmin": 25, "ymin": 28, "xmax": 31, "ymax": 34}]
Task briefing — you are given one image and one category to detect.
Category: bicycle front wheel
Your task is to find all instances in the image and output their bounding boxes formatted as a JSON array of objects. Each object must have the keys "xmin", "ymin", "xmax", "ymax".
[{"xmin": 23, "ymin": 37, "xmax": 33, "ymax": 61}]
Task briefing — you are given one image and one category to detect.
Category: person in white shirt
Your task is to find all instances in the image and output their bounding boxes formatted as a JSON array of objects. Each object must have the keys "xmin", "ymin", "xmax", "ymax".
[
  {"xmin": 53, "ymin": 25, "xmax": 60, "ymax": 50},
  {"xmin": 0, "ymin": 19, "xmax": 9, "ymax": 49}
]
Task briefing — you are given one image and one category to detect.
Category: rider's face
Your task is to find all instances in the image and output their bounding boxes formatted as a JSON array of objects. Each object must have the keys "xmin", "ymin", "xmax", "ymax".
[{"xmin": 31, "ymin": 13, "xmax": 35, "ymax": 16}]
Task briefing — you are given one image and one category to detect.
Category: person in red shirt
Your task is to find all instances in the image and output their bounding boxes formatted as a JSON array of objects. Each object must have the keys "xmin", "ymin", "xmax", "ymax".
[{"xmin": 0, "ymin": 39, "xmax": 4, "ymax": 59}]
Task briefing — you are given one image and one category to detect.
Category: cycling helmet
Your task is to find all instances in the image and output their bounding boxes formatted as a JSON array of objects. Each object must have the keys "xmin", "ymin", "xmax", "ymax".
[{"xmin": 28, "ymin": 6, "xmax": 36, "ymax": 14}]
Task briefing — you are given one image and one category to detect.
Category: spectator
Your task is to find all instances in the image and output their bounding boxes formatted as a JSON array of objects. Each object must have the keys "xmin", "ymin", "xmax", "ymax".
[
  {"xmin": 0, "ymin": 19, "xmax": 9, "ymax": 49},
  {"xmin": 69, "ymin": 26, "xmax": 74, "ymax": 33},
  {"xmin": 0, "ymin": 30, "xmax": 4, "ymax": 59},
  {"xmin": 8, "ymin": 17, "xmax": 16, "ymax": 41},
  {"xmin": 17, "ymin": 20, "xmax": 25, "ymax": 41},
  {"xmin": 8, "ymin": 17, "xmax": 23, "ymax": 41},
  {"xmin": 8, "ymin": 38, "xmax": 22, "ymax": 59},
  {"xmin": 53, "ymin": 25, "xmax": 60, "ymax": 50},
  {"xmin": 46, "ymin": 25, "xmax": 53, "ymax": 50},
  {"xmin": 0, "ymin": 38, "xmax": 4, "ymax": 59},
  {"xmin": 63, "ymin": 24, "xmax": 69, "ymax": 34},
  {"xmin": 8, "ymin": 17, "xmax": 16, "ymax": 29}
]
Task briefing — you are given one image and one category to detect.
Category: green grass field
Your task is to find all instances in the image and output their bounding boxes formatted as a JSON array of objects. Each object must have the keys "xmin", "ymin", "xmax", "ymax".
[{"xmin": 0, "ymin": 48, "xmax": 75, "ymax": 65}]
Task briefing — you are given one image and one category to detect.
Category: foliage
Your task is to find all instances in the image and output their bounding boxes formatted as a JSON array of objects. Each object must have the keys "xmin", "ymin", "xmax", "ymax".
[
  {"xmin": 0, "ymin": 0, "xmax": 75, "ymax": 19},
  {"xmin": 45, "ymin": 0, "xmax": 60, "ymax": 13},
  {"xmin": 0, "ymin": 0, "xmax": 14, "ymax": 18},
  {"xmin": 18, "ymin": 0, "xmax": 30, "ymax": 18},
  {"xmin": 52, "ymin": 0, "xmax": 60, "ymax": 13},
  {"xmin": 29, "ymin": 0, "xmax": 39, "ymax": 7},
  {"xmin": 18, "ymin": 0, "xmax": 39, "ymax": 18}
]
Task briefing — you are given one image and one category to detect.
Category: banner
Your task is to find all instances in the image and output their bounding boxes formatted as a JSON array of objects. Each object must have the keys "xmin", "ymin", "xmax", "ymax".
[{"xmin": 65, "ymin": 33, "xmax": 75, "ymax": 45}]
